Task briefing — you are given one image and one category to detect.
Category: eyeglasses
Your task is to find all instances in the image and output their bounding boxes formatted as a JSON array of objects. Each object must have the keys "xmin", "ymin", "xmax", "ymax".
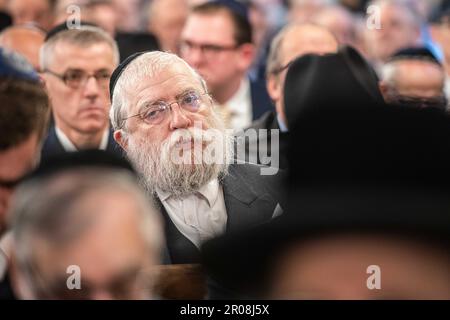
[
  {"xmin": 271, "ymin": 60, "xmax": 294, "ymax": 75},
  {"xmin": 122, "ymin": 91, "xmax": 211, "ymax": 127},
  {"xmin": 180, "ymin": 40, "xmax": 240, "ymax": 59},
  {"xmin": 43, "ymin": 69, "xmax": 111, "ymax": 89},
  {"xmin": 395, "ymin": 95, "xmax": 448, "ymax": 110},
  {"xmin": 386, "ymin": 89, "xmax": 449, "ymax": 110}
]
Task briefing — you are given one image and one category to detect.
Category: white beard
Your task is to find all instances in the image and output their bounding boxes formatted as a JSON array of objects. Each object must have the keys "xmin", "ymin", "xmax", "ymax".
[{"xmin": 126, "ymin": 114, "xmax": 234, "ymax": 198}]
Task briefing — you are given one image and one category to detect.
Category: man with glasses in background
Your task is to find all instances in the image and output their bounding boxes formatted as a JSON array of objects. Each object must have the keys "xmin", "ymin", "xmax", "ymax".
[
  {"xmin": 40, "ymin": 24, "xmax": 122, "ymax": 161},
  {"xmin": 379, "ymin": 47, "xmax": 448, "ymax": 110},
  {"xmin": 238, "ymin": 23, "xmax": 339, "ymax": 169},
  {"xmin": 180, "ymin": 0, "xmax": 272, "ymax": 130}
]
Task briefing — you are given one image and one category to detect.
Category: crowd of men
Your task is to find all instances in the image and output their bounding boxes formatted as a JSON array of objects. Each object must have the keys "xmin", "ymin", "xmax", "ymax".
[{"xmin": 0, "ymin": 0, "xmax": 450, "ymax": 300}]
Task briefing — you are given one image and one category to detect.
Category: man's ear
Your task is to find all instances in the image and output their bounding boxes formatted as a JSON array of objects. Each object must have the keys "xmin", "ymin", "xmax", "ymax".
[
  {"xmin": 267, "ymin": 75, "xmax": 281, "ymax": 102},
  {"xmin": 114, "ymin": 130, "xmax": 128, "ymax": 150},
  {"xmin": 237, "ymin": 43, "xmax": 256, "ymax": 70},
  {"xmin": 378, "ymin": 81, "xmax": 389, "ymax": 100}
]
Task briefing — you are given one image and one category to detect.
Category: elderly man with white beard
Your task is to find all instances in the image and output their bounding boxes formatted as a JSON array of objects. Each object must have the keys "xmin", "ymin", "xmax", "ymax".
[{"xmin": 109, "ymin": 51, "xmax": 285, "ymax": 264}]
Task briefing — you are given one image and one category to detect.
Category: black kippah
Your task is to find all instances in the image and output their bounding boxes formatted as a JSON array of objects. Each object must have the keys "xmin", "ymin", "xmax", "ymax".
[
  {"xmin": 389, "ymin": 47, "xmax": 442, "ymax": 66},
  {"xmin": 109, "ymin": 51, "xmax": 146, "ymax": 101},
  {"xmin": 45, "ymin": 21, "xmax": 99, "ymax": 41}
]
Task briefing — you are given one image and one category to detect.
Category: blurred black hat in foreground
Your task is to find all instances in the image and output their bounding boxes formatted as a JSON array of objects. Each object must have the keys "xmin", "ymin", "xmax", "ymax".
[{"xmin": 201, "ymin": 50, "xmax": 450, "ymax": 296}]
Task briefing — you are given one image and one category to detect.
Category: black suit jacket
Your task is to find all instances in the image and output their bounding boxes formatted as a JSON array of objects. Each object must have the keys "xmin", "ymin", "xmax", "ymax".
[
  {"xmin": 41, "ymin": 126, "xmax": 124, "ymax": 163},
  {"xmin": 249, "ymin": 79, "xmax": 273, "ymax": 120},
  {"xmin": 237, "ymin": 111, "xmax": 290, "ymax": 169},
  {"xmin": 156, "ymin": 163, "xmax": 286, "ymax": 265}
]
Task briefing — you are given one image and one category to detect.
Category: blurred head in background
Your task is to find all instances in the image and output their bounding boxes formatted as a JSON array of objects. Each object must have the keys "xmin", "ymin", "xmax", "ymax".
[
  {"xmin": 9, "ymin": 163, "xmax": 163, "ymax": 299},
  {"xmin": 7, "ymin": 0, "xmax": 56, "ymax": 31},
  {"xmin": 380, "ymin": 48, "xmax": 447, "ymax": 109},
  {"xmin": 311, "ymin": 4, "xmax": 357, "ymax": 47},
  {"xmin": 287, "ymin": 0, "xmax": 329, "ymax": 23},
  {"xmin": 180, "ymin": 0, "xmax": 255, "ymax": 105},
  {"xmin": 40, "ymin": 25, "xmax": 119, "ymax": 150},
  {"xmin": 82, "ymin": 0, "xmax": 118, "ymax": 37},
  {"xmin": 0, "ymin": 25, "xmax": 46, "ymax": 70},
  {"xmin": 265, "ymin": 23, "xmax": 338, "ymax": 127},
  {"xmin": 364, "ymin": 0, "xmax": 421, "ymax": 64},
  {"xmin": 146, "ymin": 0, "xmax": 189, "ymax": 54},
  {"xmin": 0, "ymin": 49, "xmax": 50, "ymax": 236}
]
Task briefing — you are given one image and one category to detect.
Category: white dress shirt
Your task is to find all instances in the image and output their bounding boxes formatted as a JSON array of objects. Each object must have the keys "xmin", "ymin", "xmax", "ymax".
[
  {"xmin": 226, "ymin": 78, "xmax": 253, "ymax": 131},
  {"xmin": 157, "ymin": 179, "xmax": 228, "ymax": 249},
  {"xmin": 55, "ymin": 127, "xmax": 109, "ymax": 151}
]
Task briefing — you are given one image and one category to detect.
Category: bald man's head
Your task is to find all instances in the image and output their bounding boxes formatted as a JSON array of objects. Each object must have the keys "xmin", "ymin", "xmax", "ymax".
[
  {"xmin": 266, "ymin": 23, "xmax": 339, "ymax": 126},
  {"xmin": 0, "ymin": 26, "xmax": 45, "ymax": 70}
]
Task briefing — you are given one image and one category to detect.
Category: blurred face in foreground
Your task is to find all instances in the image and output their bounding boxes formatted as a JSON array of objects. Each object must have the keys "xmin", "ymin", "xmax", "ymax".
[
  {"xmin": 16, "ymin": 189, "xmax": 158, "ymax": 299},
  {"xmin": 269, "ymin": 233, "xmax": 450, "ymax": 299}
]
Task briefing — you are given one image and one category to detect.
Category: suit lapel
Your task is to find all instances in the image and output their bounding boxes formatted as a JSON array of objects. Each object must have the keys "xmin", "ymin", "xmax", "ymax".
[
  {"xmin": 222, "ymin": 164, "xmax": 278, "ymax": 232},
  {"xmin": 41, "ymin": 126, "xmax": 66, "ymax": 161}
]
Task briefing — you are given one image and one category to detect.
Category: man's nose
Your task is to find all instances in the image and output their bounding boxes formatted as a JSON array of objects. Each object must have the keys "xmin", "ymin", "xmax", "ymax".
[
  {"xmin": 83, "ymin": 76, "xmax": 101, "ymax": 98},
  {"xmin": 169, "ymin": 104, "xmax": 192, "ymax": 130}
]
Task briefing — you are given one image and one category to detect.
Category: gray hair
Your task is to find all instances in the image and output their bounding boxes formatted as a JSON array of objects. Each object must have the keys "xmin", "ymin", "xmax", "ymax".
[
  {"xmin": 39, "ymin": 25, "xmax": 120, "ymax": 71},
  {"xmin": 381, "ymin": 57, "xmax": 445, "ymax": 88},
  {"xmin": 10, "ymin": 167, "xmax": 163, "ymax": 279},
  {"xmin": 110, "ymin": 51, "xmax": 208, "ymax": 132}
]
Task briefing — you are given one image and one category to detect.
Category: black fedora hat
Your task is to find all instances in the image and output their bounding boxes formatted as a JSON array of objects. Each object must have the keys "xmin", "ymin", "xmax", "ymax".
[
  {"xmin": 201, "ymin": 101, "xmax": 450, "ymax": 296},
  {"xmin": 283, "ymin": 46, "xmax": 384, "ymax": 129}
]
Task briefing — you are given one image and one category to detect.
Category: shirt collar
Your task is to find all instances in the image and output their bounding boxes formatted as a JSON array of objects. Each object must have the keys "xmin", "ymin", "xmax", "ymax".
[
  {"xmin": 226, "ymin": 77, "xmax": 250, "ymax": 116},
  {"xmin": 196, "ymin": 178, "xmax": 220, "ymax": 208},
  {"xmin": 156, "ymin": 178, "xmax": 220, "ymax": 208},
  {"xmin": 277, "ymin": 113, "xmax": 289, "ymax": 133},
  {"xmin": 55, "ymin": 127, "xmax": 109, "ymax": 151},
  {"xmin": 156, "ymin": 187, "xmax": 172, "ymax": 202}
]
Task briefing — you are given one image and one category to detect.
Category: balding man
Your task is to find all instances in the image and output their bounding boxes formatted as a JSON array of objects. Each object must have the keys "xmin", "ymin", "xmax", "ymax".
[
  {"xmin": 0, "ymin": 25, "xmax": 45, "ymax": 70},
  {"xmin": 380, "ymin": 48, "xmax": 448, "ymax": 110},
  {"xmin": 238, "ymin": 23, "xmax": 338, "ymax": 169}
]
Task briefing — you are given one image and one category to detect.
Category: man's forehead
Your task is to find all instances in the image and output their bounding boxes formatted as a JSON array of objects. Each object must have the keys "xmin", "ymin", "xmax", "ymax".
[
  {"xmin": 395, "ymin": 60, "xmax": 444, "ymax": 79},
  {"xmin": 126, "ymin": 63, "xmax": 202, "ymax": 105},
  {"xmin": 51, "ymin": 41, "xmax": 114, "ymax": 65},
  {"xmin": 131, "ymin": 63, "xmax": 200, "ymax": 91},
  {"xmin": 184, "ymin": 11, "xmax": 235, "ymax": 41},
  {"xmin": 281, "ymin": 29, "xmax": 337, "ymax": 62}
]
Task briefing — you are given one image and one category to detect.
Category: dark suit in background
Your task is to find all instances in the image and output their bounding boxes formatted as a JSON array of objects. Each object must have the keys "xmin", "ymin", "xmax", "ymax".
[
  {"xmin": 115, "ymin": 32, "xmax": 160, "ymax": 62},
  {"xmin": 41, "ymin": 126, "xmax": 124, "ymax": 163},
  {"xmin": 236, "ymin": 111, "xmax": 289, "ymax": 170},
  {"xmin": 249, "ymin": 79, "xmax": 273, "ymax": 120}
]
